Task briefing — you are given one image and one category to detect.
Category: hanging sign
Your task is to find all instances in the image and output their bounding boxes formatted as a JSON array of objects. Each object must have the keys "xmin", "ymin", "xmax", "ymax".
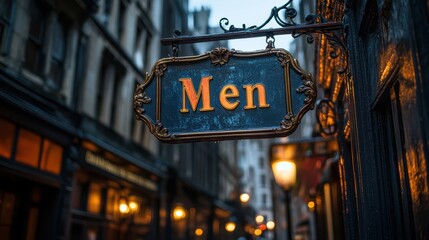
[{"xmin": 133, "ymin": 47, "xmax": 316, "ymax": 143}]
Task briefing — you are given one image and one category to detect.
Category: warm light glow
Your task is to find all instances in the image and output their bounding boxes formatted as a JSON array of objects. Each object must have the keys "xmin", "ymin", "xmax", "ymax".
[
  {"xmin": 119, "ymin": 199, "xmax": 130, "ymax": 214},
  {"xmin": 195, "ymin": 228, "xmax": 204, "ymax": 236},
  {"xmin": 129, "ymin": 200, "xmax": 139, "ymax": 213},
  {"xmin": 240, "ymin": 193, "xmax": 250, "ymax": 203},
  {"xmin": 225, "ymin": 221, "xmax": 236, "ymax": 232},
  {"xmin": 254, "ymin": 229, "xmax": 262, "ymax": 236},
  {"xmin": 266, "ymin": 220, "xmax": 275, "ymax": 230},
  {"xmin": 271, "ymin": 159, "xmax": 296, "ymax": 190},
  {"xmin": 259, "ymin": 224, "xmax": 267, "ymax": 231},
  {"xmin": 308, "ymin": 201, "xmax": 315, "ymax": 210},
  {"xmin": 172, "ymin": 205, "xmax": 187, "ymax": 221},
  {"xmin": 255, "ymin": 215, "xmax": 264, "ymax": 223}
]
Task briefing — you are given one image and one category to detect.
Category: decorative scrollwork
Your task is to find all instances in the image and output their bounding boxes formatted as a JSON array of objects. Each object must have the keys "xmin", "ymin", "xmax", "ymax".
[
  {"xmin": 155, "ymin": 63, "xmax": 168, "ymax": 77},
  {"xmin": 153, "ymin": 121, "xmax": 170, "ymax": 138},
  {"xmin": 279, "ymin": 112, "xmax": 296, "ymax": 130},
  {"xmin": 219, "ymin": 0, "xmax": 327, "ymax": 33},
  {"xmin": 297, "ymin": 83, "xmax": 316, "ymax": 106},
  {"xmin": 316, "ymin": 99, "xmax": 337, "ymax": 136},
  {"xmin": 275, "ymin": 51, "xmax": 290, "ymax": 67},
  {"xmin": 209, "ymin": 47, "xmax": 234, "ymax": 66},
  {"xmin": 133, "ymin": 81, "xmax": 152, "ymax": 120}
]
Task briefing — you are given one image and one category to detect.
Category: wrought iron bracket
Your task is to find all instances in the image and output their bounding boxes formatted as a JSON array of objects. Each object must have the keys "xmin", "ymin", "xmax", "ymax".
[{"xmin": 161, "ymin": 1, "xmax": 348, "ymax": 70}]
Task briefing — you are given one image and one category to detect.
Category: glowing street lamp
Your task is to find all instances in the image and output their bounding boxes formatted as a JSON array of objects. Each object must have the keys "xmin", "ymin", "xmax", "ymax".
[
  {"xmin": 240, "ymin": 193, "xmax": 250, "ymax": 204},
  {"xmin": 172, "ymin": 205, "xmax": 187, "ymax": 221},
  {"xmin": 119, "ymin": 199, "xmax": 129, "ymax": 214},
  {"xmin": 225, "ymin": 221, "xmax": 236, "ymax": 232},
  {"xmin": 266, "ymin": 220, "xmax": 275, "ymax": 230},
  {"xmin": 255, "ymin": 215, "xmax": 264, "ymax": 224},
  {"xmin": 271, "ymin": 156, "xmax": 297, "ymax": 240}
]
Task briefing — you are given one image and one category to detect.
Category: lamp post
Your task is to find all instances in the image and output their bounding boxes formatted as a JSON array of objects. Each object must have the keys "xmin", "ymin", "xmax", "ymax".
[{"xmin": 271, "ymin": 158, "xmax": 296, "ymax": 240}]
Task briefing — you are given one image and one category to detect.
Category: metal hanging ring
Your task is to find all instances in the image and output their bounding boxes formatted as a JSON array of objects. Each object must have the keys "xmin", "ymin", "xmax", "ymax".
[{"xmin": 266, "ymin": 34, "xmax": 276, "ymax": 49}]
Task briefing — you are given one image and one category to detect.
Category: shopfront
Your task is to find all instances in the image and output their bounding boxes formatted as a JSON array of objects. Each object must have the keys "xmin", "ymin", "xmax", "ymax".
[
  {"xmin": 69, "ymin": 141, "xmax": 161, "ymax": 240},
  {"xmin": 0, "ymin": 113, "xmax": 73, "ymax": 240}
]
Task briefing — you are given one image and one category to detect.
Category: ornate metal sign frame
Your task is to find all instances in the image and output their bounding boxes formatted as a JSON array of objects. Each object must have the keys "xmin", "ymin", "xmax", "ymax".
[{"xmin": 133, "ymin": 47, "xmax": 316, "ymax": 143}]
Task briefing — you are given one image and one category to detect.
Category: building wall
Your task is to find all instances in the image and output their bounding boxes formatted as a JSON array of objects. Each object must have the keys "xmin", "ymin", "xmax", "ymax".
[{"xmin": 316, "ymin": 0, "xmax": 429, "ymax": 239}]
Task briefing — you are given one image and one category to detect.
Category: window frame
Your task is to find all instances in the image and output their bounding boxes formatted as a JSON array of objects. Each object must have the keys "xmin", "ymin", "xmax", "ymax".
[{"xmin": 0, "ymin": 0, "xmax": 15, "ymax": 55}]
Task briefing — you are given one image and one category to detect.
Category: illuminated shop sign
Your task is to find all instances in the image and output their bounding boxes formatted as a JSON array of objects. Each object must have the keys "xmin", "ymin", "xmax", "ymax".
[{"xmin": 85, "ymin": 151, "xmax": 157, "ymax": 191}]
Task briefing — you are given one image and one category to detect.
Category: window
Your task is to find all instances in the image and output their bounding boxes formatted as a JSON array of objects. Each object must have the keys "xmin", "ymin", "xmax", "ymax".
[
  {"xmin": 139, "ymin": 0, "xmax": 152, "ymax": 11},
  {"xmin": 262, "ymin": 193, "xmax": 267, "ymax": 206},
  {"xmin": 102, "ymin": 0, "xmax": 112, "ymax": 26},
  {"xmin": 258, "ymin": 141, "xmax": 263, "ymax": 149},
  {"xmin": 0, "ymin": 118, "xmax": 15, "ymax": 159},
  {"xmin": 74, "ymin": 34, "xmax": 88, "ymax": 107},
  {"xmin": 0, "ymin": 0, "xmax": 13, "ymax": 53},
  {"xmin": 0, "ymin": 191, "xmax": 16, "ymax": 240},
  {"xmin": 48, "ymin": 17, "xmax": 68, "ymax": 90},
  {"xmin": 106, "ymin": 188, "xmax": 119, "ymax": 220},
  {"xmin": 1, "ymin": 117, "xmax": 63, "ymax": 175},
  {"xmin": 134, "ymin": 20, "xmax": 146, "ymax": 69},
  {"xmin": 24, "ymin": 2, "xmax": 47, "ymax": 75},
  {"xmin": 118, "ymin": 0, "xmax": 126, "ymax": 41},
  {"xmin": 87, "ymin": 183, "xmax": 102, "ymax": 215},
  {"xmin": 15, "ymin": 129, "xmax": 42, "ymax": 168},
  {"xmin": 260, "ymin": 174, "xmax": 266, "ymax": 186},
  {"xmin": 40, "ymin": 139, "xmax": 63, "ymax": 174},
  {"xmin": 259, "ymin": 157, "xmax": 264, "ymax": 168},
  {"xmin": 110, "ymin": 76, "xmax": 121, "ymax": 128}
]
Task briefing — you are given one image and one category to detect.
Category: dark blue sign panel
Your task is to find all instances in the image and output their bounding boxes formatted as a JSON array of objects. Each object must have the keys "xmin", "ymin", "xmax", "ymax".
[{"xmin": 133, "ymin": 48, "xmax": 316, "ymax": 143}]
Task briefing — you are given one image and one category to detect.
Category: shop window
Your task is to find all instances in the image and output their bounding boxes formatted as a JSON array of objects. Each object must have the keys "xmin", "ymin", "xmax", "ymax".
[
  {"xmin": 106, "ymin": 223, "xmax": 119, "ymax": 240},
  {"xmin": 15, "ymin": 129, "xmax": 41, "ymax": 168},
  {"xmin": 0, "ymin": 118, "xmax": 15, "ymax": 159},
  {"xmin": 40, "ymin": 139, "xmax": 63, "ymax": 174},
  {"xmin": 48, "ymin": 17, "xmax": 68, "ymax": 90},
  {"xmin": 0, "ymin": 0, "xmax": 13, "ymax": 54},
  {"xmin": 106, "ymin": 188, "xmax": 119, "ymax": 220},
  {"xmin": 134, "ymin": 198, "xmax": 152, "ymax": 225},
  {"xmin": 87, "ymin": 183, "xmax": 102, "ymax": 215},
  {"xmin": 86, "ymin": 227, "xmax": 100, "ymax": 240},
  {"xmin": 24, "ymin": 2, "xmax": 47, "ymax": 76},
  {"xmin": 0, "ymin": 118, "xmax": 63, "ymax": 174},
  {"xmin": 25, "ymin": 207, "xmax": 39, "ymax": 240},
  {"xmin": 0, "ymin": 191, "xmax": 16, "ymax": 240}
]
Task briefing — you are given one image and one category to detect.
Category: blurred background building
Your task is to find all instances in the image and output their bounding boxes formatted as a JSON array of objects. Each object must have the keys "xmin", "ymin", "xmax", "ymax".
[
  {"xmin": 0, "ymin": 0, "xmax": 253, "ymax": 239},
  {"xmin": 3, "ymin": 0, "xmax": 427, "ymax": 239}
]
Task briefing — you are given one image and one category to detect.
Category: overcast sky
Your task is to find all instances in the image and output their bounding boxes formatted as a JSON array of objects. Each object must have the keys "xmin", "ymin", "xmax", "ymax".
[{"xmin": 188, "ymin": 0, "xmax": 293, "ymax": 51}]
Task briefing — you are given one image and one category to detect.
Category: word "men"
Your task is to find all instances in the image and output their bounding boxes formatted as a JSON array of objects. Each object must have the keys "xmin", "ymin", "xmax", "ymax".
[{"xmin": 179, "ymin": 76, "xmax": 270, "ymax": 113}]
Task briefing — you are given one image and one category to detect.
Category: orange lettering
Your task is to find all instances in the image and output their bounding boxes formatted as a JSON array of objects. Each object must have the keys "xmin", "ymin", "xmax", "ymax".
[{"xmin": 179, "ymin": 76, "xmax": 214, "ymax": 113}]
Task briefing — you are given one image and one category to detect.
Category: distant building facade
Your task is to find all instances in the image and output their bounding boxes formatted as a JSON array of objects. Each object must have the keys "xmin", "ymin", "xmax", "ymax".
[
  {"xmin": 0, "ymin": 0, "xmax": 245, "ymax": 240},
  {"xmin": 237, "ymin": 139, "xmax": 275, "ymax": 239}
]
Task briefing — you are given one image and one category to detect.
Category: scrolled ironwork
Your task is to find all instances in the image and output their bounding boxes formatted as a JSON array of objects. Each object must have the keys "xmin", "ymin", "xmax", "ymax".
[
  {"xmin": 219, "ymin": 0, "xmax": 327, "ymax": 33},
  {"xmin": 133, "ymin": 82, "xmax": 151, "ymax": 119},
  {"xmin": 316, "ymin": 99, "xmax": 337, "ymax": 136},
  {"xmin": 279, "ymin": 112, "xmax": 296, "ymax": 131}
]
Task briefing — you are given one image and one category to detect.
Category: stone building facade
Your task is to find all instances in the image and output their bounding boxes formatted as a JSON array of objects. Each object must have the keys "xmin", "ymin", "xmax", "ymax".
[{"xmin": 0, "ymin": 0, "xmax": 245, "ymax": 239}]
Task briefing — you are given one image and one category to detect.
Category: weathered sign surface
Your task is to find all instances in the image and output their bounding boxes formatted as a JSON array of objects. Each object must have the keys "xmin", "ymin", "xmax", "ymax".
[{"xmin": 133, "ymin": 47, "xmax": 316, "ymax": 143}]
